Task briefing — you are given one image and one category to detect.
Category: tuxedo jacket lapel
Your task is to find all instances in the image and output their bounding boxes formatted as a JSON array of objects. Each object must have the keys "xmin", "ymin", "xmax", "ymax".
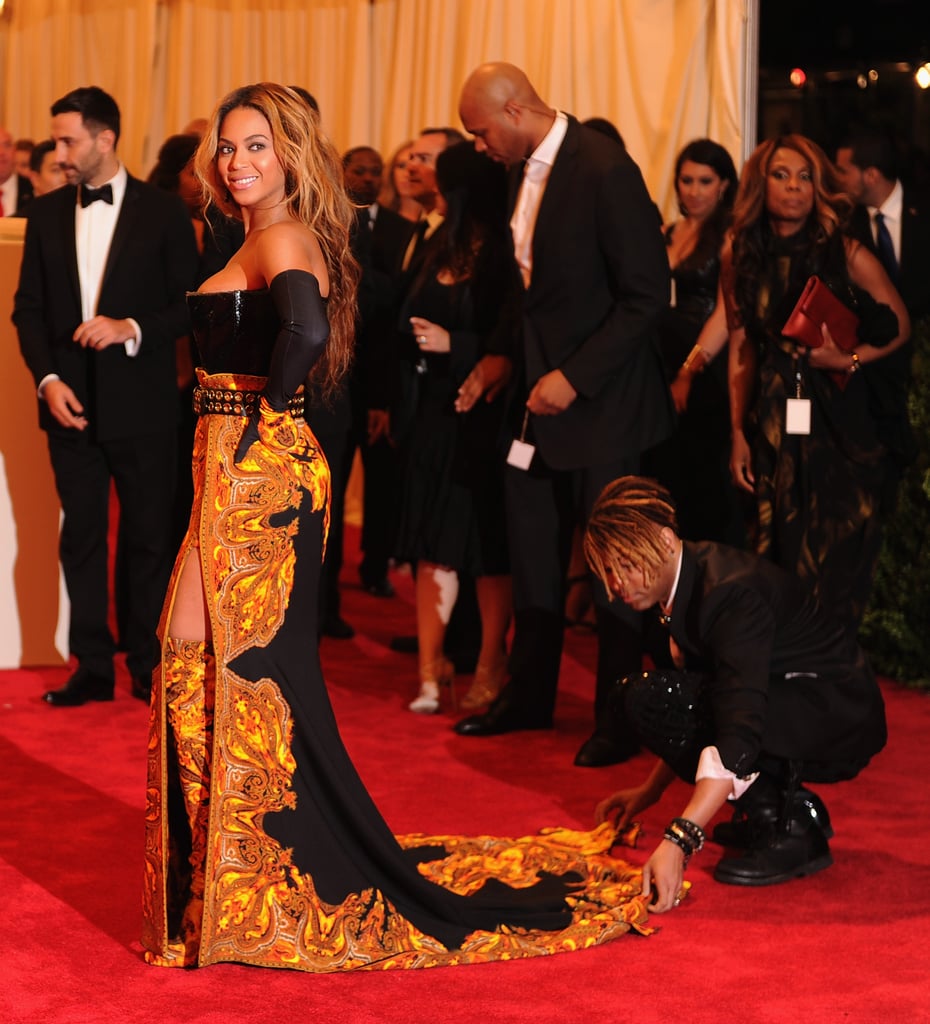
[
  {"xmin": 100, "ymin": 176, "xmax": 141, "ymax": 297},
  {"xmin": 58, "ymin": 189, "xmax": 82, "ymax": 314}
]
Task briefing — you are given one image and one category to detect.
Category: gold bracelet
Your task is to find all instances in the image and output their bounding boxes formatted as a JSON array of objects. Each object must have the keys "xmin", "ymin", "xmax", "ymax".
[
  {"xmin": 848, "ymin": 351, "xmax": 861, "ymax": 375},
  {"xmin": 681, "ymin": 345, "xmax": 709, "ymax": 375}
]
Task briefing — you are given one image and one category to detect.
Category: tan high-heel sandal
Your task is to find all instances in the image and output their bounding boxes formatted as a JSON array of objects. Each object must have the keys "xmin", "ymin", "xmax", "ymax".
[
  {"xmin": 460, "ymin": 660, "xmax": 506, "ymax": 711},
  {"xmin": 409, "ymin": 656, "xmax": 455, "ymax": 714}
]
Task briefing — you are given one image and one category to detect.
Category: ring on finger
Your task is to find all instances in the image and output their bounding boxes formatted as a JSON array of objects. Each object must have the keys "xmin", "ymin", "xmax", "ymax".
[{"xmin": 417, "ymin": 335, "xmax": 426, "ymax": 345}]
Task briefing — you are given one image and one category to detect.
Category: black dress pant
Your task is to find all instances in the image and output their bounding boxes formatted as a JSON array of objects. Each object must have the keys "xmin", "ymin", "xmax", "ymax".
[
  {"xmin": 503, "ymin": 449, "xmax": 642, "ymax": 726},
  {"xmin": 47, "ymin": 425, "xmax": 177, "ymax": 680}
]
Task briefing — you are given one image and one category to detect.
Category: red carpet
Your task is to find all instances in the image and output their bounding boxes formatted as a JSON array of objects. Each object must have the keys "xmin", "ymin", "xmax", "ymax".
[{"xmin": 3, "ymin": 536, "xmax": 929, "ymax": 1023}]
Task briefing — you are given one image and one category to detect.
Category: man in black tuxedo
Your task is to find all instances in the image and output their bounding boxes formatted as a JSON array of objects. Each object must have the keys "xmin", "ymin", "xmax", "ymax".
[
  {"xmin": 341, "ymin": 145, "xmax": 413, "ymax": 598},
  {"xmin": 835, "ymin": 132, "xmax": 930, "ymax": 481},
  {"xmin": 0, "ymin": 125, "xmax": 34, "ymax": 217},
  {"xmin": 13, "ymin": 86, "xmax": 199, "ymax": 706},
  {"xmin": 587, "ymin": 477, "xmax": 886, "ymax": 904},
  {"xmin": 454, "ymin": 62, "xmax": 673, "ymax": 765}
]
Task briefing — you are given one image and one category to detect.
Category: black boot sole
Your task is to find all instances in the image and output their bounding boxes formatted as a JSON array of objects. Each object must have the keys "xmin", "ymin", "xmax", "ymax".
[{"xmin": 713, "ymin": 850, "xmax": 833, "ymax": 886}]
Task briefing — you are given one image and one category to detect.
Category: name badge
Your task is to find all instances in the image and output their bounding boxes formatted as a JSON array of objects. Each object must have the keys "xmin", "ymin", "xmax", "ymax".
[
  {"xmin": 507, "ymin": 439, "xmax": 535, "ymax": 470},
  {"xmin": 786, "ymin": 398, "xmax": 811, "ymax": 435}
]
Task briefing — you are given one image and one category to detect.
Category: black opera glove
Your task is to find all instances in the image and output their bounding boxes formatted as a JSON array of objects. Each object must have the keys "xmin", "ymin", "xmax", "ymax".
[{"xmin": 234, "ymin": 269, "xmax": 330, "ymax": 465}]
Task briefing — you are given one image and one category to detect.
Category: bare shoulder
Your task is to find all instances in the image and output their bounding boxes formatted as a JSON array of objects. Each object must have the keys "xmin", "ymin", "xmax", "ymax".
[{"xmin": 253, "ymin": 220, "xmax": 329, "ymax": 292}]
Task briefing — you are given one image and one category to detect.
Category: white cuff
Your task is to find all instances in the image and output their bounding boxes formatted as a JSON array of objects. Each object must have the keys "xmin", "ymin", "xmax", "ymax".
[
  {"xmin": 37, "ymin": 373, "xmax": 61, "ymax": 399},
  {"xmin": 696, "ymin": 745, "xmax": 759, "ymax": 801},
  {"xmin": 124, "ymin": 318, "xmax": 142, "ymax": 357}
]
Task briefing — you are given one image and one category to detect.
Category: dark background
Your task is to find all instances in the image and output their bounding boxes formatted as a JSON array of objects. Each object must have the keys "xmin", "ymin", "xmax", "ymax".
[{"xmin": 758, "ymin": 0, "xmax": 930, "ymax": 175}]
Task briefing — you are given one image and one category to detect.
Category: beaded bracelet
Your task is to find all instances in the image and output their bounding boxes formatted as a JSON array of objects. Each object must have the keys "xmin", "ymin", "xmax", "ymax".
[
  {"xmin": 662, "ymin": 828, "xmax": 695, "ymax": 865},
  {"xmin": 670, "ymin": 817, "xmax": 706, "ymax": 852}
]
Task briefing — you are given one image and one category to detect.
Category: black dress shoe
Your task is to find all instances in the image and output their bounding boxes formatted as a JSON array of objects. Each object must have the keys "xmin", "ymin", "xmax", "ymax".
[
  {"xmin": 43, "ymin": 671, "xmax": 114, "ymax": 707},
  {"xmin": 321, "ymin": 614, "xmax": 355, "ymax": 639},
  {"xmin": 713, "ymin": 820, "xmax": 833, "ymax": 886},
  {"xmin": 131, "ymin": 674, "xmax": 153, "ymax": 702},
  {"xmin": 453, "ymin": 700, "xmax": 552, "ymax": 737},
  {"xmin": 361, "ymin": 575, "xmax": 395, "ymax": 598},
  {"xmin": 712, "ymin": 787, "xmax": 834, "ymax": 847},
  {"xmin": 573, "ymin": 731, "xmax": 640, "ymax": 768}
]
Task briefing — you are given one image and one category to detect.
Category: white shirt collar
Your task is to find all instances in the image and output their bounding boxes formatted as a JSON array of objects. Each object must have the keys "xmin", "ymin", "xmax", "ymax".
[
  {"xmin": 660, "ymin": 544, "xmax": 685, "ymax": 619},
  {"xmin": 869, "ymin": 177, "xmax": 903, "ymax": 222},
  {"xmin": 527, "ymin": 111, "xmax": 568, "ymax": 171}
]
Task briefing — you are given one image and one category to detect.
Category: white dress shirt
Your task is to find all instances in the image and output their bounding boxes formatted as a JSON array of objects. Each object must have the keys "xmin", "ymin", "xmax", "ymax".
[
  {"xmin": 510, "ymin": 111, "xmax": 568, "ymax": 289},
  {"xmin": 868, "ymin": 177, "xmax": 904, "ymax": 265},
  {"xmin": 0, "ymin": 173, "xmax": 19, "ymax": 216},
  {"xmin": 38, "ymin": 165, "xmax": 141, "ymax": 397}
]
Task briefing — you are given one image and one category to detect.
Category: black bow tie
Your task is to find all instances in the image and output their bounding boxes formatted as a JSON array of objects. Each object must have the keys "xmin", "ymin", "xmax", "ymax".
[{"xmin": 80, "ymin": 183, "xmax": 113, "ymax": 208}]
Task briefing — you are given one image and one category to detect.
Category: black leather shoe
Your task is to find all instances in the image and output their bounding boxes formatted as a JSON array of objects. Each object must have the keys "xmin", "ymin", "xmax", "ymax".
[
  {"xmin": 321, "ymin": 615, "xmax": 355, "ymax": 639},
  {"xmin": 713, "ymin": 821, "xmax": 833, "ymax": 886},
  {"xmin": 573, "ymin": 731, "xmax": 640, "ymax": 767},
  {"xmin": 43, "ymin": 671, "xmax": 114, "ymax": 707},
  {"xmin": 453, "ymin": 700, "xmax": 552, "ymax": 736},
  {"xmin": 361, "ymin": 574, "xmax": 395, "ymax": 598},
  {"xmin": 131, "ymin": 674, "xmax": 153, "ymax": 702},
  {"xmin": 713, "ymin": 787, "xmax": 834, "ymax": 847}
]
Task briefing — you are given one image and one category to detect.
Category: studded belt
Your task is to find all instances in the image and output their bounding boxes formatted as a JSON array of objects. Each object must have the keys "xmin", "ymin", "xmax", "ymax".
[{"xmin": 192, "ymin": 385, "xmax": 305, "ymax": 417}]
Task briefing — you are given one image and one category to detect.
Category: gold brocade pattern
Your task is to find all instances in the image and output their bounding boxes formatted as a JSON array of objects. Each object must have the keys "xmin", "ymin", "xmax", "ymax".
[
  {"xmin": 159, "ymin": 660, "xmax": 652, "ymax": 971},
  {"xmin": 143, "ymin": 368, "xmax": 652, "ymax": 974}
]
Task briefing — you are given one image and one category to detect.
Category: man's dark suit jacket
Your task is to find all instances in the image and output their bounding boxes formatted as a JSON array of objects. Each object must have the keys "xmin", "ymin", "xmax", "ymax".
[
  {"xmin": 669, "ymin": 542, "xmax": 887, "ymax": 781},
  {"xmin": 509, "ymin": 117, "xmax": 673, "ymax": 470},
  {"xmin": 358, "ymin": 204, "xmax": 414, "ymax": 411},
  {"xmin": 11, "ymin": 173, "xmax": 34, "ymax": 217},
  {"xmin": 848, "ymin": 187, "xmax": 930, "ymax": 321},
  {"xmin": 13, "ymin": 176, "xmax": 199, "ymax": 442},
  {"xmin": 846, "ymin": 187, "xmax": 930, "ymax": 467}
]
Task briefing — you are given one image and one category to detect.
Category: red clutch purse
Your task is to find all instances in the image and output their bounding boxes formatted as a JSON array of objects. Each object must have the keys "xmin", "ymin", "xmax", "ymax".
[{"xmin": 782, "ymin": 275, "xmax": 860, "ymax": 352}]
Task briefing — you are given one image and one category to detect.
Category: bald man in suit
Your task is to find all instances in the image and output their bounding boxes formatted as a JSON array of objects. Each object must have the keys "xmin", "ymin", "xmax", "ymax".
[{"xmin": 454, "ymin": 62, "xmax": 673, "ymax": 765}]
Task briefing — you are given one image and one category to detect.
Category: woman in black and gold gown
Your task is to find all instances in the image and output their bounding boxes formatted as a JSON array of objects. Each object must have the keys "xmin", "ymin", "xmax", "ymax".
[
  {"xmin": 141, "ymin": 83, "xmax": 648, "ymax": 974},
  {"xmin": 726, "ymin": 135, "xmax": 910, "ymax": 631}
]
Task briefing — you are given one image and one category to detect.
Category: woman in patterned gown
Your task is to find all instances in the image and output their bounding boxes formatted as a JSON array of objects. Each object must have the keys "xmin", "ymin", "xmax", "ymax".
[
  {"xmin": 141, "ymin": 82, "xmax": 649, "ymax": 973},
  {"xmin": 726, "ymin": 135, "xmax": 909, "ymax": 631}
]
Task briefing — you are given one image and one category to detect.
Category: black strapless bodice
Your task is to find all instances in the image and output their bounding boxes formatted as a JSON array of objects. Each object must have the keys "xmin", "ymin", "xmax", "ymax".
[{"xmin": 187, "ymin": 289, "xmax": 278, "ymax": 376}]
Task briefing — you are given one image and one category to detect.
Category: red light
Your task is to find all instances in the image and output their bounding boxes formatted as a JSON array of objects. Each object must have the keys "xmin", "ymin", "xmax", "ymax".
[{"xmin": 789, "ymin": 67, "xmax": 807, "ymax": 88}]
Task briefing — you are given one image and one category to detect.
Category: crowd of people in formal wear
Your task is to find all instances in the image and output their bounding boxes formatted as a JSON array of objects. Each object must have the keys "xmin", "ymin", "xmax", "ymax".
[{"xmin": 2, "ymin": 61, "xmax": 922, "ymax": 970}]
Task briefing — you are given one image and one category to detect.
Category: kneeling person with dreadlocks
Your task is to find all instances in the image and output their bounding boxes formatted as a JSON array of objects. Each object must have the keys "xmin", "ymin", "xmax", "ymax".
[{"xmin": 584, "ymin": 476, "xmax": 886, "ymax": 908}]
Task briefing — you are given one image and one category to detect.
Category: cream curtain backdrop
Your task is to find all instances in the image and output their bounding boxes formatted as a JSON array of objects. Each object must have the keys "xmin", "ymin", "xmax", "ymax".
[{"xmin": 0, "ymin": 0, "xmax": 755, "ymax": 216}]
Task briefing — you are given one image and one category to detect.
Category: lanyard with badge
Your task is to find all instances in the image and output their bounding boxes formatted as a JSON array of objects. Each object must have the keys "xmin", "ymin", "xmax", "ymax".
[
  {"xmin": 507, "ymin": 409, "xmax": 536, "ymax": 469},
  {"xmin": 785, "ymin": 350, "xmax": 811, "ymax": 435}
]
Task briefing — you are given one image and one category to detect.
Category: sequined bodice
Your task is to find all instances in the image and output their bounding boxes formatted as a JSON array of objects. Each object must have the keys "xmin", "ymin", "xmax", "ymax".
[{"xmin": 187, "ymin": 289, "xmax": 278, "ymax": 376}]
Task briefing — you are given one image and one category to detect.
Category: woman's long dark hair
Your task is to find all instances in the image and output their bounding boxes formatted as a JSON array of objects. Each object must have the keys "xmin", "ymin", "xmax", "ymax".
[
  {"xmin": 730, "ymin": 134, "xmax": 851, "ymax": 327},
  {"xmin": 413, "ymin": 141, "xmax": 512, "ymax": 317},
  {"xmin": 674, "ymin": 138, "xmax": 737, "ymax": 268}
]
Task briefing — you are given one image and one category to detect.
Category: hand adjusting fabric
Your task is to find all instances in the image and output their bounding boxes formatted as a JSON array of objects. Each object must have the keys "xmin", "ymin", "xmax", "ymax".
[{"xmin": 235, "ymin": 269, "xmax": 330, "ymax": 464}]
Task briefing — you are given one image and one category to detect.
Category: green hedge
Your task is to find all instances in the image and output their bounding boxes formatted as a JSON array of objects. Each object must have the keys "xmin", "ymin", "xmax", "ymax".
[{"xmin": 860, "ymin": 317, "xmax": 930, "ymax": 690}]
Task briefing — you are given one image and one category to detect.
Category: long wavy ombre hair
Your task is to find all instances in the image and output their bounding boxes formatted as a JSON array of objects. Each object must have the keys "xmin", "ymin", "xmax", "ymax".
[
  {"xmin": 729, "ymin": 134, "xmax": 852, "ymax": 328},
  {"xmin": 195, "ymin": 82, "xmax": 359, "ymax": 399}
]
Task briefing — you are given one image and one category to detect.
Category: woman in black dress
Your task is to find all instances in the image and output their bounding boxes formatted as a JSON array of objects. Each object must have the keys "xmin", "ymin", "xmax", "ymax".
[
  {"xmin": 725, "ymin": 135, "xmax": 909, "ymax": 631},
  {"xmin": 645, "ymin": 139, "xmax": 744, "ymax": 545},
  {"xmin": 396, "ymin": 142, "xmax": 519, "ymax": 714}
]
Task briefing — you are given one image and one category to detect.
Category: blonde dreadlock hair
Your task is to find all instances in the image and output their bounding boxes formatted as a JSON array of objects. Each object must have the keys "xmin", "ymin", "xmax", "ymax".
[{"xmin": 584, "ymin": 476, "xmax": 679, "ymax": 597}]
